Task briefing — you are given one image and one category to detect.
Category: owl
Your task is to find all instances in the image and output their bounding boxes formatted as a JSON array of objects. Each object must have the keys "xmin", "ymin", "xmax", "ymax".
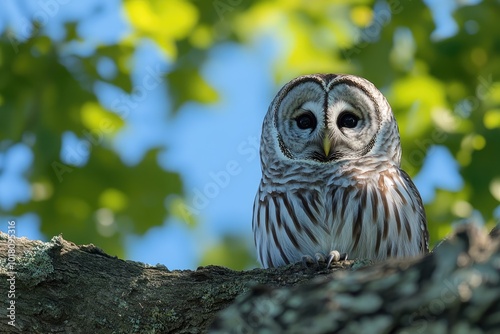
[{"xmin": 253, "ymin": 74, "xmax": 429, "ymax": 268}]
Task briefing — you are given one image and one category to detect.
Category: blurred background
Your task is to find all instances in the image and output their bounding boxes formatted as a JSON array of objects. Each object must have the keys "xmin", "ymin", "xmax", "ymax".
[{"xmin": 0, "ymin": 0, "xmax": 499, "ymax": 270}]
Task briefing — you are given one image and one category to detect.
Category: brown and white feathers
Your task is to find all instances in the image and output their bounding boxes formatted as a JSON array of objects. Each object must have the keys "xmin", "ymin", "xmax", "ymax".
[{"xmin": 253, "ymin": 74, "xmax": 429, "ymax": 268}]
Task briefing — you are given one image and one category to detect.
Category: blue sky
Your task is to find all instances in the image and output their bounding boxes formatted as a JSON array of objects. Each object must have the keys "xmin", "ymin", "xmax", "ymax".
[{"xmin": 0, "ymin": 0, "xmax": 465, "ymax": 269}]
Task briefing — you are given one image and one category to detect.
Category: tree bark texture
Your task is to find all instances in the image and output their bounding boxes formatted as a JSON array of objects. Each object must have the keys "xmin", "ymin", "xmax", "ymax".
[
  {"xmin": 0, "ymin": 232, "xmax": 351, "ymax": 333},
  {"xmin": 0, "ymin": 223, "xmax": 499, "ymax": 333},
  {"xmin": 211, "ymin": 224, "xmax": 500, "ymax": 333}
]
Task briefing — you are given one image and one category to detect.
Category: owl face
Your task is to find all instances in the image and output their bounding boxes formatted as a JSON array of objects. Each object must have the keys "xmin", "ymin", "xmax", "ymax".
[{"xmin": 266, "ymin": 74, "xmax": 400, "ymax": 165}]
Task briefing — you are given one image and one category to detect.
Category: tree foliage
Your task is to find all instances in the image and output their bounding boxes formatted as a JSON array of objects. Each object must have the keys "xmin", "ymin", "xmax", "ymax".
[{"xmin": 0, "ymin": 0, "xmax": 499, "ymax": 266}]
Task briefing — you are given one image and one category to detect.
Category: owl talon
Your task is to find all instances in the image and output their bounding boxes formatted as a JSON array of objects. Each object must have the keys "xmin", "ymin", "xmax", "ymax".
[
  {"xmin": 301, "ymin": 255, "xmax": 316, "ymax": 268},
  {"xmin": 326, "ymin": 250, "xmax": 348, "ymax": 268},
  {"xmin": 315, "ymin": 252, "xmax": 326, "ymax": 263}
]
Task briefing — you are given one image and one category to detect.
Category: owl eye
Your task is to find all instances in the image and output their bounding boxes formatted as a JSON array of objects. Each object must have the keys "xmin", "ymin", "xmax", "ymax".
[
  {"xmin": 295, "ymin": 112, "xmax": 317, "ymax": 130},
  {"xmin": 337, "ymin": 112, "xmax": 359, "ymax": 129}
]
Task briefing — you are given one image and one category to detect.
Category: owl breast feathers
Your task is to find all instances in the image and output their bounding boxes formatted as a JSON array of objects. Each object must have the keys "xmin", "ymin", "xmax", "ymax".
[{"xmin": 253, "ymin": 74, "xmax": 429, "ymax": 268}]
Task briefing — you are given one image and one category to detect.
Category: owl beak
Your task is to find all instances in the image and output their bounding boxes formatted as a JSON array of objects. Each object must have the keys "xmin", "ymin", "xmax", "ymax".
[{"xmin": 323, "ymin": 136, "xmax": 331, "ymax": 157}]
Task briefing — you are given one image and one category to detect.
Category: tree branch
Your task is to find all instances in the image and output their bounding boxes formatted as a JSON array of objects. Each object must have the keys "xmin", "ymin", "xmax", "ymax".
[
  {"xmin": 1, "ymin": 224, "xmax": 498, "ymax": 333},
  {"xmin": 0, "ymin": 233, "xmax": 350, "ymax": 333}
]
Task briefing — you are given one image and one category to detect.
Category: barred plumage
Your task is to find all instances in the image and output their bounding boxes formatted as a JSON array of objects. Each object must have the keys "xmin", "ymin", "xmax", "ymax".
[{"xmin": 253, "ymin": 74, "xmax": 429, "ymax": 268}]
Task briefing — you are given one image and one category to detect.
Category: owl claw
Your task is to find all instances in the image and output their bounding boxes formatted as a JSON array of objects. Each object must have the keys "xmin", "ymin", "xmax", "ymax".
[
  {"xmin": 302, "ymin": 251, "xmax": 347, "ymax": 269},
  {"xmin": 326, "ymin": 250, "xmax": 348, "ymax": 268},
  {"xmin": 315, "ymin": 252, "xmax": 326, "ymax": 263},
  {"xmin": 301, "ymin": 254, "xmax": 316, "ymax": 268}
]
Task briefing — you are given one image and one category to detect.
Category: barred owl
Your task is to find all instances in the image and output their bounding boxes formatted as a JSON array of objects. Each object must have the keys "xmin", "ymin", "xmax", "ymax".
[{"xmin": 253, "ymin": 74, "xmax": 429, "ymax": 268}]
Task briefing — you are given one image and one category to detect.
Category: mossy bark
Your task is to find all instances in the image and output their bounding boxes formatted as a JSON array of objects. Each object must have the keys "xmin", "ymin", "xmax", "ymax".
[
  {"xmin": 0, "ymin": 234, "xmax": 350, "ymax": 333},
  {"xmin": 212, "ymin": 224, "xmax": 500, "ymax": 333}
]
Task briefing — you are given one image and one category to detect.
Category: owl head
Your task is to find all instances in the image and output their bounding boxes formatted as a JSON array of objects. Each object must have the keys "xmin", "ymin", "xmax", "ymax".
[{"xmin": 260, "ymin": 74, "xmax": 401, "ymax": 169}]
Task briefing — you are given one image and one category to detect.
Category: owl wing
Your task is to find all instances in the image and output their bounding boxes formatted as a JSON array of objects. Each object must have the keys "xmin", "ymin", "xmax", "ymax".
[{"xmin": 399, "ymin": 169, "xmax": 429, "ymax": 253}]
